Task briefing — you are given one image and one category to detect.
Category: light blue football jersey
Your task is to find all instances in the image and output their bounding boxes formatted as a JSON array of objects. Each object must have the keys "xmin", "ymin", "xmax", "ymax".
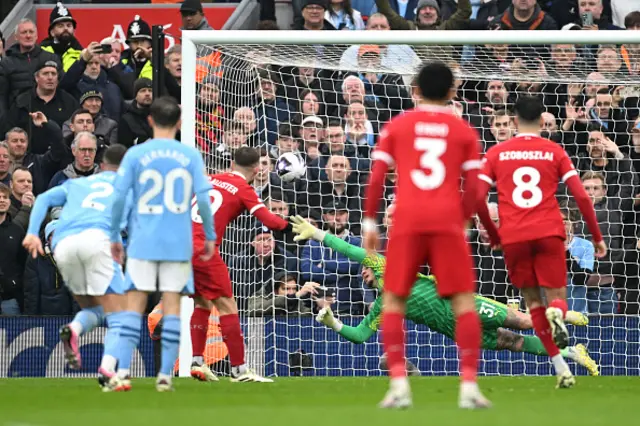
[
  {"xmin": 110, "ymin": 138, "xmax": 215, "ymax": 262},
  {"xmin": 27, "ymin": 171, "xmax": 130, "ymax": 249}
]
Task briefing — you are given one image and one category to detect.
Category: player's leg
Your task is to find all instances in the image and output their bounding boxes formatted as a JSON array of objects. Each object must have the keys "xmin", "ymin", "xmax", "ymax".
[
  {"xmin": 377, "ymin": 233, "xmax": 427, "ymax": 409},
  {"xmin": 155, "ymin": 261, "xmax": 192, "ymax": 391},
  {"xmin": 534, "ymin": 237, "xmax": 571, "ymax": 349},
  {"xmin": 431, "ymin": 234, "xmax": 489, "ymax": 409},
  {"xmin": 189, "ymin": 255, "xmax": 218, "ymax": 381}
]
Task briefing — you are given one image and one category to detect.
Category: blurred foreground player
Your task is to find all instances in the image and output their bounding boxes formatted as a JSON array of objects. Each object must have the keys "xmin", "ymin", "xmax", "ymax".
[
  {"xmin": 109, "ymin": 97, "xmax": 216, "ymax": 392},
  {"xmin": 23, "ymin": 143, "xmax": 130, "ymax": 391},
  {"xmin": 362, "ymin": 62, "xmax": 498, "ymax": 409},
  {"xmin": 190, "ymin": 146, "xmax": 292, "ymax": 383},
  {"xmin": 478, "ymin": 96, "xmax": 606, "ymax": 389}
]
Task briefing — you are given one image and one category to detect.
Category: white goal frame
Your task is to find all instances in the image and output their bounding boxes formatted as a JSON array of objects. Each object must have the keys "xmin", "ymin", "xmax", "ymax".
[{"xmin": 178, "ymin": 29, "xmax": 640, "ymax": 377}]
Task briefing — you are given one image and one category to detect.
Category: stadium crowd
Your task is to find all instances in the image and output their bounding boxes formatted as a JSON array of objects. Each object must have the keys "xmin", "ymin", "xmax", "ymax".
[{"xmin": 1, "ymin": 0, "xmax": 640, "ymax": 319}]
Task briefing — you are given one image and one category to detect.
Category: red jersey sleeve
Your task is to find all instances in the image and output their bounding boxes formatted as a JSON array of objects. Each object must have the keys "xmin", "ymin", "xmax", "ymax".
[
  {"xmin": 363, "ymin": 124, "xmax": 394, "ymax": 224},
  {"xmin": 556, "ymin": 147, "xmax": 579, "ymax": 184},
  {"xmin": 238, "ymin": 183, "xmax": 288, "ymax": 231}
]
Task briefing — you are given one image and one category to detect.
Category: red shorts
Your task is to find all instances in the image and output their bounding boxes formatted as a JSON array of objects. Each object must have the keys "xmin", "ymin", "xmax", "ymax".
[
  {"xmin": 384, "ymin": 232, "xmax": 475, "ymax": 298},
  {"xmin": 192, "ymin": 248, "xmax": 233, "ymax": 300},
  {"xmin": 502, "ymin": 236, "xmax": 566, "ymax": 289}
]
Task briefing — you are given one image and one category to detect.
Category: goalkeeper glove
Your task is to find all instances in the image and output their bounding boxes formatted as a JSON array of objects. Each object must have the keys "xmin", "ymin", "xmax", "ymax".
[
  {"xmin": 316, "ymin": 307, "xmax": 343, "ymax": 332},
  {"xmin": 291, "ymin": 215, "xmax": 326, "ymax": 242}
]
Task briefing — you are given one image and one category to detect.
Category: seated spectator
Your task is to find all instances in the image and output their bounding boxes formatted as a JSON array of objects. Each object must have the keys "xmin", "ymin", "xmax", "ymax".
[
  {"xmin": 5, "ymin": 114, "xmax": 66, "ymax": 195},
  {"xmin": 118, "ymin": 78, "xmax": 153, "ymax": 147},
  {"xmin": 338, "ymin": 13, "xmax": 421, "ymax": 75},
  {"xmin": 0, "ymin": 19, "xmax": 61, "ymax": 118},
  {"xmin": 0, "ymin": 142, "xmax": 10, "ymax": 186},
  {"xmin": 495, "ymin": 0, "xmax": 557, "ymax": 30},
  {"xmin": 23, "ymin": 220, "xmax": 77, "ymax": 315},
  {"xmin": 247, "ymin": 273, "xmax": 317, "ymax": 316},
  {"xmin": 40, "ymin": 3, "xmax": 82, "ymax": 72},
  {"xmin": 8, "ymin": 167, "xmax": 33, "ymax": 231},
  {"xmin": 63, "ymin": 98, "xmax": 118, "ymax": 162},
  {"xmin": 300, "ymin": 199, "xmax": 367, "ymax": 315},
  {"xmin": 563, "ymin": 205, "xmax": 596, "ymax": 314},
  {"xmin": 254, "ymin": 72, "xmax": 293, "ymax": 145},
  {"xmin": 0, "ymin": 183, "xmax": 26, "ymax": 315},
  {"xmin": 59, "ymin": 42, "xmax": 124, "ymax": 121},
  {"xmin": 196, "ymin": 76, "xmax": 224, "ymax": 152},
  {"xmin": 49, "ymin": 132, "xmax": 99, "ymax": 189},
  {"xmin": 2, "ymin": 60, "xmax": 77, "ymax": 154},
  {"xmin": 231, "ymin": 228, "xmax": 298, "ymax": 312},
  {"xmin": 325, "ymin": 0, "xmax": 366, "ymax": 30},
  {"xmin": 293, "ymin": 0, "xmax": 338, "ymax": 30}
]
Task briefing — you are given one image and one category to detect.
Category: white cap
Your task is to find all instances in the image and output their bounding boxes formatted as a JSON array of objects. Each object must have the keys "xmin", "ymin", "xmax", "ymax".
[{"xmin": 301, "ymin": 115, "xmax": 323, "ymax": 127}]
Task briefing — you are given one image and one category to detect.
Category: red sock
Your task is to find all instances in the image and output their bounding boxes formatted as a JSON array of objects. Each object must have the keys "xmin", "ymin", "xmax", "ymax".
[
  {"xmin": 548, "ymin": 299, "xmax": 568, "ymax": 318},
  {"xmin": 530, "ymin": 307, "xmax": 560, "ymax": 357},
  {"xmin": 219, "ymin": 313, "xmax": 245, "ymax": 367},
  {"xmin": 190, "ymin": 307, "xmax": 209, "ymax": 357},
  {"xmin": 381, "ymin": 311, "xmax": 406, "ymax": 378},
  {"xmin": 455, "ymin": 311, "xmax": 481, "ymax": 383}
]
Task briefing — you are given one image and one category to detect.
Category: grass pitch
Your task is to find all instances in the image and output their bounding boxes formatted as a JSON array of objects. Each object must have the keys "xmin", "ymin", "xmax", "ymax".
[{"xmin": 0, "ymin": 377, "xmax": 636, "ymax": 426}]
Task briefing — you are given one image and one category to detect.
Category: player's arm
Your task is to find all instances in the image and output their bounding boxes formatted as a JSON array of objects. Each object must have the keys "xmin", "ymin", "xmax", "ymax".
[
  {"xmin": 476, "ymin": 152, "xmax": 501, "ymax": 247},
  {"xmin": 460, "ymin": 131, "xmax": 484, "ymax": 221},
  {"xmin": 316, "ymin": 300, "xmax": 380, "ymax": 344},
  {"xmin": 240, "ymin": 185, "xmax": 291, "ymax": 232},
  {"xmin": 110, "ymin": 152, "xmax": 135, "ymax": 243},
  {"xmin": 192, "ymin": 157, "xmax": 216, "ymax": 242},
  {"xmin": 26, "ymin": 185, "xmax": 68, "ymax": 237}
]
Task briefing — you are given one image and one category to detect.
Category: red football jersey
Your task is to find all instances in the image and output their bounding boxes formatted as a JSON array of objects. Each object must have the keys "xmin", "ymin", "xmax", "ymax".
[
  {"xmin": 364, "ymin": 105, "xmax": 482, "ymax": 236},
  {"xmin": 191, "ymin": 171, "xmax": 287, "ymax": 246},
  {"xmin": 479, "ymin": 133, "xmax": 578, "ymax": 245}
]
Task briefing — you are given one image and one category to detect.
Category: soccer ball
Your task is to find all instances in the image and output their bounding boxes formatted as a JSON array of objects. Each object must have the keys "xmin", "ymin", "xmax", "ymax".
[{"xmin": 276, "ymin": 152, "xmax": 306, "ymax": 182}]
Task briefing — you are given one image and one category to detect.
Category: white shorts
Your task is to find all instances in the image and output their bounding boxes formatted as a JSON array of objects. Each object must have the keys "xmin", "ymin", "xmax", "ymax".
[
  {"xmin": 125, "ymin": 258, "xmax": 193, "ymax": 294},
  {"xmin": 54, "ymin": 229, "xmax": 125, "ymax": 296}
]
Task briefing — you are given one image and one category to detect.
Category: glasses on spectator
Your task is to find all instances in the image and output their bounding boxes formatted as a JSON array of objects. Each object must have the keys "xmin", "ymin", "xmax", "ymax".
[{"xmin": 77, "ymin": 147, "xmax": 97, "ymax": 153}]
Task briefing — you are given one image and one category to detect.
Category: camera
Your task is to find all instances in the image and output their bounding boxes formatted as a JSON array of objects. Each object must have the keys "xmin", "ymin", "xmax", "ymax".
[
  {"xmin": 315, "ymin": 286, "xmax": 336, "ymax": 299},
  {"xmin": 581, "ymin": 12, "xmax": 594, "ymax": 27}
]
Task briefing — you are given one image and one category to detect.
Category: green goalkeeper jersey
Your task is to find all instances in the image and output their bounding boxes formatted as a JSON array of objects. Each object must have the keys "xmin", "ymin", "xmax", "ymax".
[{"xmin": 321, "ymin": 234, "xmax": 507, "ymax": 349}]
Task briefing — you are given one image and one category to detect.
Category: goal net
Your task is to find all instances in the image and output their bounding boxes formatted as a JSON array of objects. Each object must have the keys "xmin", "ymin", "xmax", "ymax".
[{"xmin": 181, "ymin": 30, "xmax": 640, "ymax": 378}]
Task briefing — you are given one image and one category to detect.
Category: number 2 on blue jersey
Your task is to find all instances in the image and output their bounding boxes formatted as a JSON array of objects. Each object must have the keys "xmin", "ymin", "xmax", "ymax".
[
  {"xmin": 81, "ymin": 182, "xmax": 114, "ymax": 212},
  {"xmin": 137, "ymin": 168, "xmax": 193, "ymax": 214}
]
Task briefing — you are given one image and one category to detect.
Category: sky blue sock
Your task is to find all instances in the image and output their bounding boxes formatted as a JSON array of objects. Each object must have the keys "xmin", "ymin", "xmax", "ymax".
[
  {"xmin": 72, "ymin": 305, "xmax": 104, "ymax": 336},
  {"xmin": 103, "ymin": 311, "xmax": 125, "ymax": 363},
  {"xmin": 160, "ymin": 315, "xmax": 180, "ymax": 377},
  {"xmin": 117, "ymin": 311, "xmax": 142, "ymax": 371}
]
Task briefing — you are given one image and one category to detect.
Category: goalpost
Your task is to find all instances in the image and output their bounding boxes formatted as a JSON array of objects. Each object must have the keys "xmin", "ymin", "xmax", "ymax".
[{"xmin": 179, "ymin": 30, "xmax": 640, "ymax": 378}]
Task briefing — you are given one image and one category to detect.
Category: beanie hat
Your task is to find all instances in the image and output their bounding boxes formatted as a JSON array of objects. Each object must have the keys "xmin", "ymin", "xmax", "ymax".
[
  {"xmin": 49, "ymin": 2, "xmax": 76, "ymax": 32},
  {"xmin": 303, "ymin": 0, "xmax": 327, "ymax": 10},
  {"xmin": 134, "ymin": 78, "xmax": 153, "ymax": 95},
  {"xmin": 80, "ymin": 90, "xmax": 103, "ymax": 105},
  {"xmin": 181, "ymin": 0, "xmax": 204, "ymax": 14},
  {"xmin": 416, "ymin": 0, "xmax": 440, "ymax": 16},
  {"xmin": 127, "ymin": 15, "xmax": 152, "ymax": 43}
]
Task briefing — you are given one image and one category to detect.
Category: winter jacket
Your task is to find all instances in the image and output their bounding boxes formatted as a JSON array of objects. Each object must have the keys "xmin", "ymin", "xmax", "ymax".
[
  {"xmin": 374, "ymin": 0, "xmax": 471, "ymax": 30},
  {"xmin": 8, "ymin": 194, "xmax": 30, "ymax": 231},
  {"xmin": 40, "ymin": 36, "xmax": 83, "ymax": 72},
  {"xmin": 49, "ymin": 163, "xmax": 100, "ymax": 189},
  {"xmin": 324, "ymin": 9, "xmax": 366, "ymax": 30},
  {"xmin": 247, "ymin": 284, "xmax": 313, "ymax": 316},
  {"xmin": 0, "ymin": 44, "xmax": 61, "ymax": 118},
  {"xmin": 118, "ymin": 101, "xmax": 152, "ymax": 147},
  {"xmin": 371, "ymin": 0, "xmax": 420, "ymax": 21},
  {"xmin": 0, "ymin": 215, "xmax": 27, "ymax": 304},
  {"xmin": 1, "ymin": 88, "xmax": 78, "ymax": 155},
  {"xmin": 23, "ymin": 248, "xmax": 77, "ymax": 315},
  {"xmin": 496, "ymin": 4, "xmax": 558, "ymax": 30},
  {"xmin": 59, "ymin": 58, "xmax": 124, "ymax": 121}
]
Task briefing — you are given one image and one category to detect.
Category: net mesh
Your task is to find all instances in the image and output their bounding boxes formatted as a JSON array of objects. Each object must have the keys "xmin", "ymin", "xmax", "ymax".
[{"xmin": 191, "ymin": 40, "xmax": 640, "ymax": 377}]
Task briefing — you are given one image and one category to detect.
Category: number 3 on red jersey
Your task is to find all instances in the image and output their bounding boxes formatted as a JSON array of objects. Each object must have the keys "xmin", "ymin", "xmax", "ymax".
[
  {"xmin": 411, "ymin": 138, "xmax": 447, "ymax": 190},
  {"xmin": 191, "ymin": 189, "xmax": 223, "ymax": 223}
]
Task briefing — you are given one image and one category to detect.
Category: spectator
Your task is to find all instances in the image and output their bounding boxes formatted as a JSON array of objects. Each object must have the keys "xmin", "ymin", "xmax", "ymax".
[
  {"xmin": 254, "ymin": 72, "xmax": 293, "ymax": 146},
  {"xmin": 23, "ymin": 220, "xmax": 76, "ymax": 316},
  {"xmin": 118, "ymin": 78, "xmax": 153, "ymax": 147},
  {"xmin": 266, "ymin": 191, "xmax": 300, "ymax": 254},
  {"xmin": 8, "ymin": 167, "xmax": 33, "ymax": 231},
  {"xmin": 299, "ymin": 115, "xmax": 325, "ymax": 165},
  {"xmin": 40, "ymin": 3, "xmax": 82, "ymax": 72},
  {"xmin": 231, "ymin": 228, "xmax": 298, "ymax": 312},
  {"xmin": 332, "ymin": 75, "xmax": 389, "ymax": 135},
  {"xmin": 574, "ymin": 0, "xmax": 622, "ymax": 30},
  {"xmin": 325, "ymin": 0, "xmax": 366, "ymax": 30},
  {"xmin": 60, "ymin": 43, "xmax": 124, "ymax": 121},
  {"xmin": 181, "ymin": 0, "xmax": 213, "ymax": 30},
  {"xmin": 301, "ymin": 199, "xmax": 367, "ymax": 315},
  {"xmin": 370, "ymin": 0, "xmax": 419, "ymax": 21},
  {"xmin": 119, "ymin": 15, "xmax": 153, "ymax": 81},
  {"xmin": 0, "ymin": 183, "xmax": 26, "ymax": 315},
  {"xmin": 549, "ymin": 44, "xmax": 587, "ymax": 78},
  {"xmin": 2, "ymin": 60, "xmax": 76, "ymax": 155},
  {"xmin": 100, "ymin": 37, "xmax": 122, "ymax": 68},
  {"xmin": 247, "ymin": 273, "xmax": 317, "ymax": 316},
  {"xmin": 165, "ymin": 45, "xmax": 182, "ymax": 86},
  {"xmin": 281, "ymin": 68, "xmax": 335, "ymax": 114},
  {"xmin": 196, "ymin": 76, "xmax": 224, "ymax": 152},
  {"xmin": 596, "ymin": 45, "xmax": 624, "ymax": 79},
  {"xmin": 253, "ymin": 147, "xmax": 277, "ymax": 199},
  {"xmin": 234, "ymin": 107, "xmax": 260, "ymax": 145},
  {"xmin": 344, "ymin": 101, "xmax": 377, "ymax": 157},
  {"xmin": 584, "ymin": 72, "xmax": 609, "ymax": 99},
  {"xmin": 0, "ymin": 142, "xmax": 10, "ymax": 186},
  {"xmin": 62, "ymin": 97, "xmax": 118, "ymax": 161},
  {"xmin": 212, "ymin": 121, "xmax": 249, "ymax": 173},
  {"xmin": 339, "ymin": 13, "xmax": 421, "ymax": 74},
  {"xmin": 5, "ymin": 114, "xmax": 66, "ymax": 195},
  {"xmin": 294, "ymin": 0, "xmax": 338, "ymax": 30},
  {"xmin": 269, "ymin": 124, "xmax": 300, "ymax": 160},
  {"xmin": 49, "ymin": 132, "xmax": 99, "ymax": 189},
  {"xmin": 0, "ymin": 19, "xmax": 61, "ymax": 118},
  {"xmin": 614, "ymin": 2, "xmax": 640, "ymax": 28},
  {"xmin": 496, "ymin": 0, "xmax": 557, "ymax": 30},
  {"xmin": 563, "ymin": 205, "xmax": 596, "ymax": 314},
  {"xmin": 485, "ymin": 110, "xmax": 516, "ymax": 149},
  {"xmin": 374, "ymin": 0, "xmax": 471, "ymax": 30},
  {"xmin": 319, "ymin": 119, "xmax": 370, "ymax": 182}
]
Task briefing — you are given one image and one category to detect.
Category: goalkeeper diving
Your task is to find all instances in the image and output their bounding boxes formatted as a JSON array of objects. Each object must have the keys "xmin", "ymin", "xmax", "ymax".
[{"xmin": 289, "ymin": 216, "xmax": 599, "ymax": 376}]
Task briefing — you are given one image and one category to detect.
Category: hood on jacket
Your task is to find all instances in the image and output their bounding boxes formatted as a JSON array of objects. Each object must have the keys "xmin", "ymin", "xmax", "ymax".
[{"xmin": 61, "ymin": 162, "xmax": 100, "ymax": 179}]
